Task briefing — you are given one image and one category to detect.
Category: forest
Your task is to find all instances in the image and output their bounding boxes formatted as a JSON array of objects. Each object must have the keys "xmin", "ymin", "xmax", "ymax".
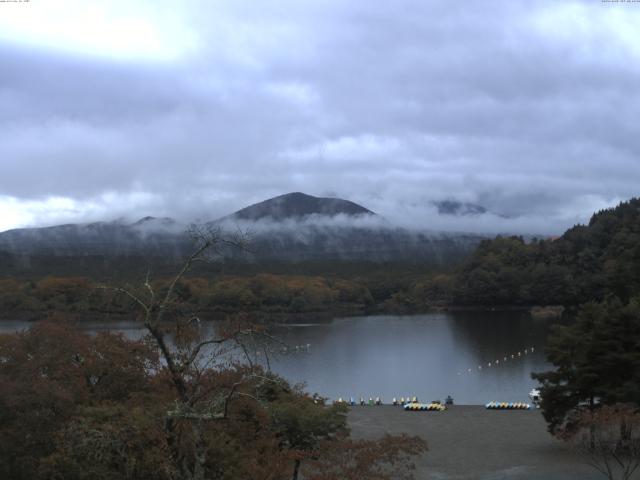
[
  {"xmin": 0, "ymin": 232, "xmax": 427, "ymax": 480},
  {"xmin": 2, "ymin": 198, "xmax": 639, "ymax": 318},
  {"xmin": 452, "ymin": 197, "xmax": 640, "ymax": 306}
]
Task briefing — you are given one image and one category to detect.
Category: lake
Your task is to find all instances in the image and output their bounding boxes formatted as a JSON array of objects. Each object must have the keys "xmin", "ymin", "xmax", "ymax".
[{"xmin": 0, "ymin": 310, "xmax": 558, "ymax": 405}]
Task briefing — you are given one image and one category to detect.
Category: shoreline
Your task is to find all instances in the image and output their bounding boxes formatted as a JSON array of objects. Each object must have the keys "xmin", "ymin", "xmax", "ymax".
[{"xmin": 0, "ymin": 304, "xmax": 565, "ymax": 323}]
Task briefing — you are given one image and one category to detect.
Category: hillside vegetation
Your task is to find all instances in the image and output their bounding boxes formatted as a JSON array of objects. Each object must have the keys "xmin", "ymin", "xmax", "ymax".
[
  {"xmin": 452, "ymin": 197, "xmax": 640, "ymax": 306},
  {"xmin": 1, "ymin": 198, "xmax": 639, "ymax": 317}
]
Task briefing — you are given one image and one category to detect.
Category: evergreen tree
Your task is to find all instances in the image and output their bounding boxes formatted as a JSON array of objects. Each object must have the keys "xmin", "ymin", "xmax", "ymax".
[{"xmin": 532, "ymin": 297, "xmax": 640, "ymax": 435}]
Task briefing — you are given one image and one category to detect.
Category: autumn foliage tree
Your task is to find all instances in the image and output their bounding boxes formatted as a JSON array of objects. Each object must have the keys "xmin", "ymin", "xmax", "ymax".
[
  {"xmin": 561, "ymin": 405, "xmax": 640, "ymax": 480},
  {"xmin": 0, "ymin": 322, "xmax": 426, "ymax": 480},
  {"xmin": 0, "ymin": 226, "xmax": 428, "ymax": 479},
  {"xmin": 0, "ymin": 321, "xmax": 159, "ymax": 479}
]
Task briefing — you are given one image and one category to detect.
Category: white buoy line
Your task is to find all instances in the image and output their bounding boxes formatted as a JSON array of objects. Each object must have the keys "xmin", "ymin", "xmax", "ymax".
[{"xmin": 457, "ymin": 346, "xmax": 536, "ymax": 376}]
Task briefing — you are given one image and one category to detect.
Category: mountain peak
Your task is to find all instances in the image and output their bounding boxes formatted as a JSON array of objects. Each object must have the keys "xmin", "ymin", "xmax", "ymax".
[
  {"xmin": 230, "ymin": 192, "xmax": 375, "ymax": 221},
  {"xmin": 130, "ymin": 216, "xmax": 176, "ymax": 227},
  {"xmin": 433, "ymin": 200, "xmax": 487, "ymax": 216}
]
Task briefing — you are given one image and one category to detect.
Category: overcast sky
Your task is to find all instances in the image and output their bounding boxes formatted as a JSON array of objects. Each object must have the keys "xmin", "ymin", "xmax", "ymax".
[{"xmin": 1, "ymin": 0, "xmax": 639, "ymax": 234}]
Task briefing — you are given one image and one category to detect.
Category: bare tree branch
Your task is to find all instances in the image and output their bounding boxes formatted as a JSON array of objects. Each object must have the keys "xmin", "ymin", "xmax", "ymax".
[
  {"xmin": 144, "ymin": 268, "xmax": 155, "ymax": 304},
  {"xmin": 97, "ymin": 286, "xmax": 150, "ymax": 317},
  {"xmin": 183, "ymin": 336, "xmax": 233, "ymax": 370}
]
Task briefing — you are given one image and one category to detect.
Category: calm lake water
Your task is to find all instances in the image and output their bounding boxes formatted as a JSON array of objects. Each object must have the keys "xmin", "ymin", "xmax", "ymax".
[{"xmin": 0, "ymin": 311, "xmax": 558, "ymax": 405}]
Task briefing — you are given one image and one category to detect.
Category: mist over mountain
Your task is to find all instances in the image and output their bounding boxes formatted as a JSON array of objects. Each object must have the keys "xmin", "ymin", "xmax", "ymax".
[
  {"xmin": 0, "ymin": 218, "xmax": 189, "ymax": 258},
  {"xmin": 433, "ymin": 200, "xmax": 488, "ymax": 216},
  {"xmin": 0, "ymin": 192, "xmax": 485, "ymax": 267}
]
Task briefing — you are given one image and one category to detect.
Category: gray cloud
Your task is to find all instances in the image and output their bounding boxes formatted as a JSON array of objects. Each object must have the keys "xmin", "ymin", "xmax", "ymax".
[{"xmin": 1, "ymin": 0, "xmax": 639, "ymax": 234}]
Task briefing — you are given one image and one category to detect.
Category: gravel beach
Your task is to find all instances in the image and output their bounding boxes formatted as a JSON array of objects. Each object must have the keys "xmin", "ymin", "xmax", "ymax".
[{"xmin": 348, "ymin": 405, "xmax": 635, "ymax": 480}]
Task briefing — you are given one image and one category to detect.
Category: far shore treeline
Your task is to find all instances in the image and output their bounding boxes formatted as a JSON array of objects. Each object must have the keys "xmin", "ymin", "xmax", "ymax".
[
  {"xmin": 0, "ymin": 198, "xmax": 640, "ymax": 316},
  {"xmin": 1, "ymin": 198, "xmax": 639, "ymax": 319}
]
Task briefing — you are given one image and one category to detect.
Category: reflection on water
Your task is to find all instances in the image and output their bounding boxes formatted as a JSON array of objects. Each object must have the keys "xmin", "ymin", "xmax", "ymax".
[
  {"xmin": 0, "ymin": 311, "xmax": 559, "ymax": 404},
  {"xmin": 268, "ymin": 311, "xmax": 557, "ymax": 405}
]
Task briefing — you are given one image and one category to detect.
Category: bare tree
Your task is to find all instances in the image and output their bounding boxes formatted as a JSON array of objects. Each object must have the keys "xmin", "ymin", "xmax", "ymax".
[
  {"xmin": 564, "ymin": 404, "xmax": 640, "ymax": 480},
  {"xmin": 104, "ymin": 224, "xmax": 284, "ymax": 480}
]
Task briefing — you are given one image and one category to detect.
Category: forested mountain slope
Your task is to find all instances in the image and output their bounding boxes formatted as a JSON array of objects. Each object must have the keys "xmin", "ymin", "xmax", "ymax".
[
  {"xmin": 453, "ymin": 198, "xmax": 640, "ymax": 305},
  {"xmin": 0, "ymin": 193, "xmax": 484, "ymax": 271}
]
